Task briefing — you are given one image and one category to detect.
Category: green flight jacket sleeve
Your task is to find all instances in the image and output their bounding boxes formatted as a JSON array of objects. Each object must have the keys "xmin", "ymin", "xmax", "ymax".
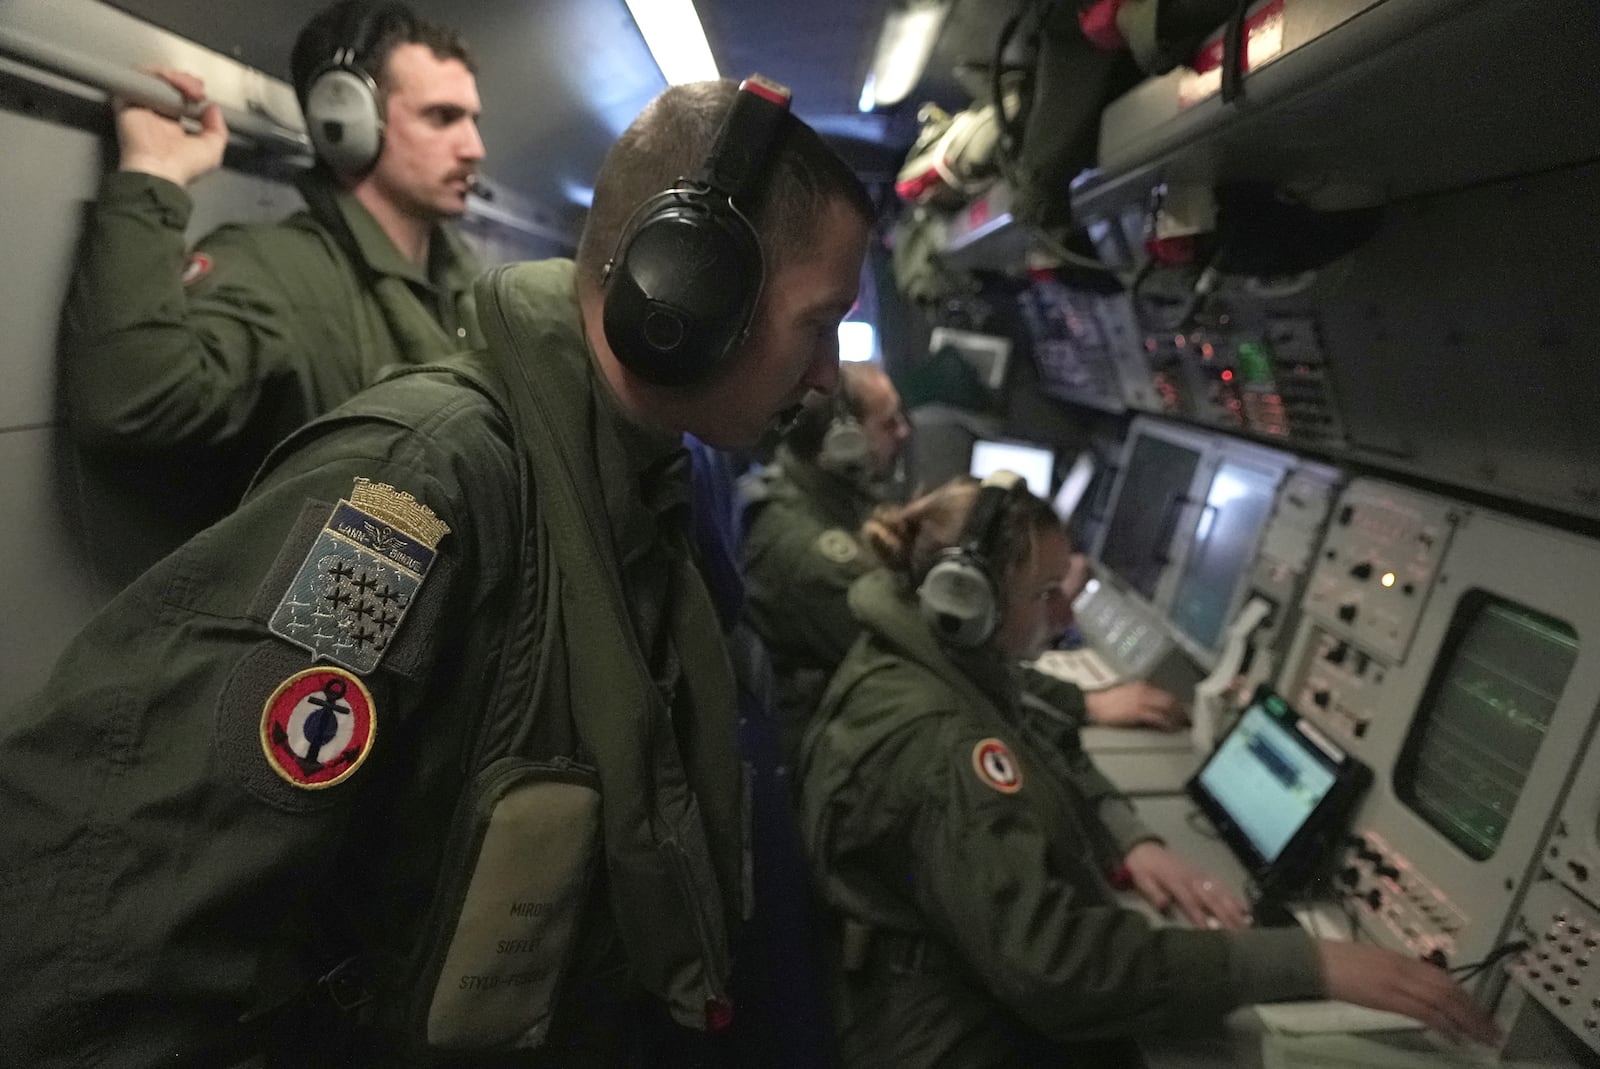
[
  {"xmin": 61, "ymin": 172, "xmax": 334, "ymax": 450},
  {"xmin": 743, "ymin": 508, "xmax": 874, "ymax": 672},
  {"xmin": 0, "ymin": 376, "xmax": 520, "ymax": 1066},
  {"xmin": 1020, "ymin": 666, "xmax": 1089, "ymax": 730},
  {"xmin": 899, "ymin": 712, "xmax": 1326, "ymax": 1043},
  {"xmin": 1017, "ymin": 679, "xmax": 1159, "ymax": 860}
]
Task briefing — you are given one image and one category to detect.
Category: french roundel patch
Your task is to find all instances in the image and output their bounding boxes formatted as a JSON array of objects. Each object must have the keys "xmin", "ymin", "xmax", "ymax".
[
  {"xmin": 180, "ymin": 252, "xmax": 212, "ymax": 286},
  {"xmin": 971, "ymin": 738, "xmax": 1023, "ymax": 794},
  {"xmin": 815, "ymin": 528, "xmax": 860, "ymax": 565},
  {"xmin": 260, "ymin": 667, "xmax": 375, "ymax": 789}
]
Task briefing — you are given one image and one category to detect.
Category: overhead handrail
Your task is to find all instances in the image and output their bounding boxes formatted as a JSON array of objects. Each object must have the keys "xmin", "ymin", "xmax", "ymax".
[{"xmin": 0, "ymin": 22, "xmax": 313, "ymax": 157}]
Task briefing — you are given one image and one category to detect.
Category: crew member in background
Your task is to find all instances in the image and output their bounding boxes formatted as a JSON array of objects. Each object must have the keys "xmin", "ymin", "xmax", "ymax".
[
  {"xmin": 0, "ymin": 76, "xmax": 873, "ymax": 1067},
  {"xmin": 797, "ymin": 475, "xmax": 1499, "ymax": 1066},
  {"xmin": 742, "ymin": 361, "xmax": 910, "ymax": 760},
  {"xmin": 742, "ymin": 366, "xmax": 1184, "ymax": 765},
  {"xmin": 61, "ymin": 0, "xmax": 487, "ymax": 537}
]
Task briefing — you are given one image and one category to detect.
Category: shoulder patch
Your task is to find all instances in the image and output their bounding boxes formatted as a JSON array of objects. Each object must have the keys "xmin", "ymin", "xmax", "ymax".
[
  {"xmin": 814, "ymin": 528, "xmax": 860, "ymax": 565},
  {"xmin": 268, "ymin": 478, "xmax": 451, "ymax": 674},
  {"xmin": 971, "ymin": 737, "xmax": 1024, "ymax": 794},
  {"xmin": 181, "ymin": 252, "xmax": 212, "ymax": 286},
  {"xmin": 261, "ymin": 666, "xmax": 376, "ymax": 789}
]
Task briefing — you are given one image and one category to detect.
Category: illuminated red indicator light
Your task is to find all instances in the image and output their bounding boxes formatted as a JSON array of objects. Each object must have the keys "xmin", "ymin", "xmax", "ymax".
[{"xmin": 1221, "ymin": 369, "xmax": 1234, "ymax": 381}]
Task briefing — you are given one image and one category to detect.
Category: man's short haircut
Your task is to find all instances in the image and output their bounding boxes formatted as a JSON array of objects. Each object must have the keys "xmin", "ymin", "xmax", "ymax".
[
  {"xmin": 576, "ymin": 80, "xmax": 876, "ymax": 295},
  {"xmin": 783, "ymin": 362, "xmax": 879, "ymax": 462},
  {"xmin": 289, "ymin": 0, "xmax": 476, "ymax": 113}
]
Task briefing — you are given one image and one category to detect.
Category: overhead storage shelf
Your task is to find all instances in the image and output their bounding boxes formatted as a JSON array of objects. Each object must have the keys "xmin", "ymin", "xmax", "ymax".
[{"xmin": 1072, "ymin": 0, "xmax": 1600, "ymax": 220}]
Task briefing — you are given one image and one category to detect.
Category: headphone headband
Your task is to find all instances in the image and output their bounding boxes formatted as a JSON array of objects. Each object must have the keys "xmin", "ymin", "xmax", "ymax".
[
  {"xmin": 958, "ymin": 470, "xmax": 1024, "ymax": 561},
  {"xmin": 696, "ymin": 76, "xmax": 793, "ymax": 199},
  {"xmin": 339, "ymin": 1, "xmax": 412, "ymax": 74}
]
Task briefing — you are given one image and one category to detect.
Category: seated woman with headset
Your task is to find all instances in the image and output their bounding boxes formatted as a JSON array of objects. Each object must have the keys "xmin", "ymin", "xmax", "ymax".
[{"xmin": 795, "ymin": 472, "xmax": 1498, "ymax": 1067}]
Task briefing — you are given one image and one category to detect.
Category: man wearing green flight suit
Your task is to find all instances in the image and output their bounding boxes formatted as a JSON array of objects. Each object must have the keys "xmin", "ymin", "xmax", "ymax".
[
  {"xmin": 0, "ymin": 75, "xmax": 873, "ymax": 1068},
  {"xmin": 61, "ymin": 0, "xmax": 487, "ymax": 537},
  {"xmin": 741, "ymin": 361, "xmax": 912, "ymax": 761}
]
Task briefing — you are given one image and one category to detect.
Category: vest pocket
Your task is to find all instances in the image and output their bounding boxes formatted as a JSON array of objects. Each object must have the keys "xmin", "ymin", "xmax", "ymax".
[{"xmin": 410, "ymin": 756, "xmax": 600, "ymax": 1051}]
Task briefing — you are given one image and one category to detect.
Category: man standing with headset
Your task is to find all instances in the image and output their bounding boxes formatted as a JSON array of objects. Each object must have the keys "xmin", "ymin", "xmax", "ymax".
[
  {"xmin": 61, "ymin": 0, "xmax": 486, "ymax": 534},
  {"xmin": 0, "ymin": 75, "xmax": 873, "ymax": 1066}
]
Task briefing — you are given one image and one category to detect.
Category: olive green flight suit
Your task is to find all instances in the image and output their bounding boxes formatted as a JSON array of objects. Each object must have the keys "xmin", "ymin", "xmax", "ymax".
[
  {"xmin": 61, "ymin": 169, "xmax": 485, "ymax": 528},
  {"xmin": 741, "ymin": 449, "xmax": 882, "ymax": 761},
  {"xmin": 742, "ymin": 453, "xmax": 1094, "ymax": 767},
  {"xmin": 0, "ymin": 261, "xmax": 741, "ymax": 1068},
  {"xmin": 796, "ymin": 570, "xmax": 1325, "ymax": 1067}
]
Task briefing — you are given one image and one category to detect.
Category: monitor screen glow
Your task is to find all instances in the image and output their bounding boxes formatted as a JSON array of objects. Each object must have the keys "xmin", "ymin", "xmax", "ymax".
[
  {"xmin": 1198, "ymin": 700, "xmax": 1339, "ymax": 864},
  {"xmin": 970, "ymin": 440, "xmax": 1054, "ymax": 498},
  {"xmin": 1167, "ymin": 461, "xmax": 1280, "ymax": 651},
  {"xmin": 1052, "ymin": 452, "xmax": 1095, "ymax": 523},
  {"xmin": 1097, "ymin": 434, "xmax": 1202, "ymax": 601}
]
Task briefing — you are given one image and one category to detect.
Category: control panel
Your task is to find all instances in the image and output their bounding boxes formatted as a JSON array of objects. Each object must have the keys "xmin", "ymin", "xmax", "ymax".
[
  {"xmin": 1018, "ymin": 279, "xmax": 1129, "ymax": 413},
  {"xmin": 1337, "ymin": 829, "xmax": 1469, "ymax": 966},
  {"xmin": 1280, "ymin": 480, "xmax": 1600, "ymax": 991},
  {"xmin": 1257, "ymin": 315, "xmax": 1346, "ymax": 448},
  {"xmin": 1505, "ymin": 672, "xmax": 1600, "ymax": 1058},
  {"xmin": 1119, "ymin": 308, "xmax": 1348, "ymax": 449},
  {"xmin": 1527, "ymin": 666, "xmax": 1600, "ymax": 914},
  {"xmin": 1291, "ymin": 625, "xmax": 1389, "ymax": 743},
  {"xmin": 1301, "ymin": 481, "xmax": 1457, "ymax": 663},
  {"xmin": 1244, "ymin": 464, "xmax": 1341, "ymax": 653},
  {"xmin": 1073, "ymin": 578, "xmax": 1175, "ymax": 680},
  {"xmin": 1139, "ymin": 333, "xmax": 1192, "ymax": 418},
  {"xmin": 1509, "ymin": 879, "xmax": 1600, "ymax": 1056}
]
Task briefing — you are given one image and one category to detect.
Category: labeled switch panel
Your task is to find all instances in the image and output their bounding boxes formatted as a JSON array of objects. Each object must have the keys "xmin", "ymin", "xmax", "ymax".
[{"xmin": 1302, "ymin": 480, "xmax": 1458, "ymax": 662}]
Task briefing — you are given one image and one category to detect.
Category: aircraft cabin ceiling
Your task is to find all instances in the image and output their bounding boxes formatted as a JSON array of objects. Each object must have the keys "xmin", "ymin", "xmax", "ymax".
[{"xmin": 105, "ymin": 0, "xmax": 997, "ymax": 226}]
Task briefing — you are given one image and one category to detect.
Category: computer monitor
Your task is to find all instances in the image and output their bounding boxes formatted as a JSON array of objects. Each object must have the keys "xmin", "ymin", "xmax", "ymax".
[
  {"xmin": 969, "ymin": 439, "xmax": 1054, "ymax": 498},
  {"xmin": 929, "ymin": 327, "xmax": 1012, "ymax": 390},
  {"xmin": 1188, "ymin": 686, "xmax": 1371, "ymax": 894},
  {"xmin": 1394, "ymin": 594, "xmax": 1579, "ymax": 861},
  {"xmin": 1166, "ymin": 459, "xmax": 1282, "ymax": 653},
  {"xmin": 1051, "ymin": 452, "xmax": 1096, "ymax": 524},
  {"xmin": 1096, "ymin": 431, "xmax": 1203, "ymax": 602}
]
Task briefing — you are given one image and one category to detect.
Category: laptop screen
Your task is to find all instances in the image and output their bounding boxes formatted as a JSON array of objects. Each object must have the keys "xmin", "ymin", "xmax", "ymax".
[{"xmin": 1189, "ymin": 688, "xmax": 1367, "ymax": 883}]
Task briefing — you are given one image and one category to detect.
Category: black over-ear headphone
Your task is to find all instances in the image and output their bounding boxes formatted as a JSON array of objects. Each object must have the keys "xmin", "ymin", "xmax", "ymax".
[
  {"xmin": 601, "ymin": 75, "xmax": 793, "ymax": 389},
  {"xmin": 918, "ymin": 470, "xmax": 1026, "ymax": 648},
  {"xmin": 304, "ymin": 2, "xmax": 412, "ymax": 177}
]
